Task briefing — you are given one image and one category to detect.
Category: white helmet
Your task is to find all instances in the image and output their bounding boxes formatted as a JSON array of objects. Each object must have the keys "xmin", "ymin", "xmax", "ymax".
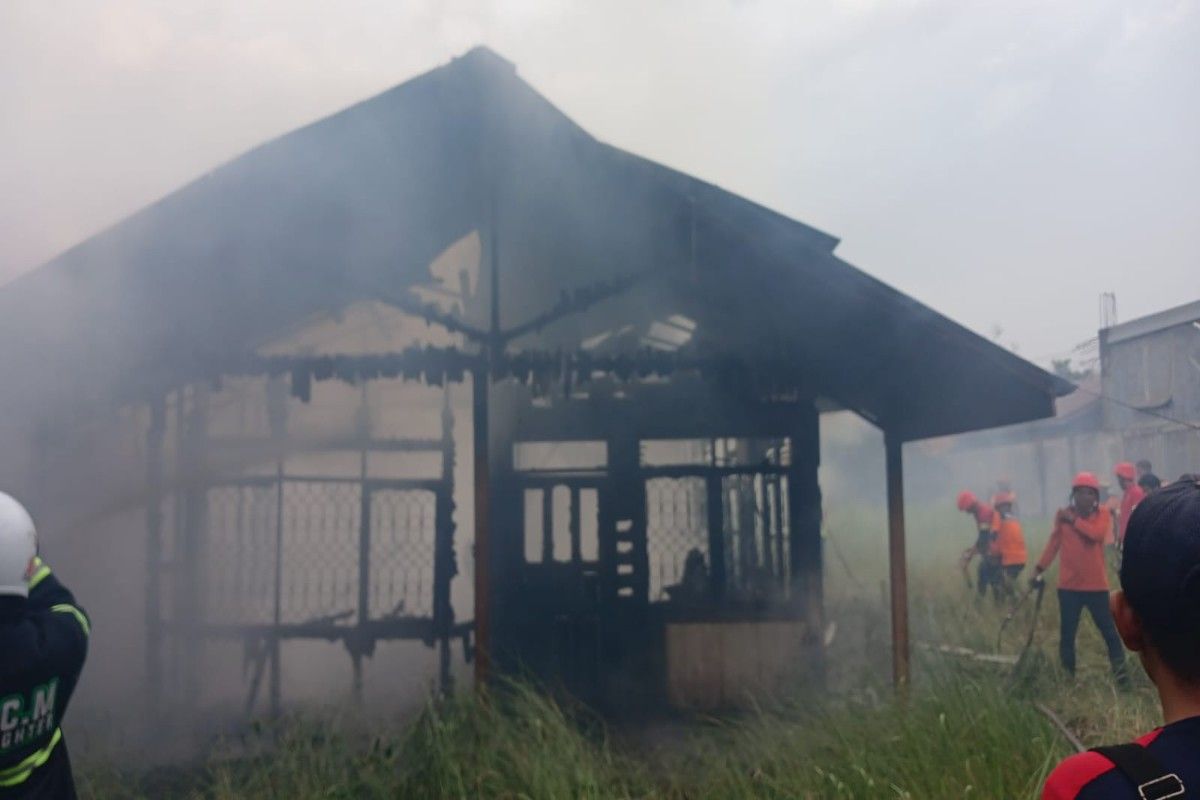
[{"xmin": 0, "ymin": 492, "xmax": 37, "ymax": 597}]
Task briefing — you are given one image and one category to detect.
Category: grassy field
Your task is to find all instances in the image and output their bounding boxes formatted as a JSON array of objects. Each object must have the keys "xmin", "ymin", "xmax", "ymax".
[{"xmin": 77, "ymin": 506, "xmax": 1163, "ymax": 799}]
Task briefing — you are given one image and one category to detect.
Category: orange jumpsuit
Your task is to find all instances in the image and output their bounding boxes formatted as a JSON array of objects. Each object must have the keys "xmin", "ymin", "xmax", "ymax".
[
  {"xmin": 1117, "ymin": 484, "xmax": 1145, "ymax": 545},
  {"xmin": 1036, "ymin": 506, "xmax": 1124, "ymax": 678},
  {"xmin": 1036, "ymin": 506, "xmax": 1111, "ymax": 591},
  {"xmin": 995, "ymin": 514, "xmax": 1027, "ymax": 567}
]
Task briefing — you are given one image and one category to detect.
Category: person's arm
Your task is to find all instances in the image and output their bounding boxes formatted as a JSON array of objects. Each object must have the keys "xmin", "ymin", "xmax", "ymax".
[
  {"xmin": 26, "ymin": 557, "xmax": 79, "ymax": 610},
  {"xmin": 1130, "ymin": 485, "xmax": 1146, "ymax": 509},
  {"xmin": 1036, "ymin": 522, "xmax": 1062, "ymax": 574},
  {"xmin": 25, "ymin": 557, "xmax": 90, "ymax": 666},
  {"xmin": 1069, "ymin": 509, "xmax": 1110, "ymax": 544}
]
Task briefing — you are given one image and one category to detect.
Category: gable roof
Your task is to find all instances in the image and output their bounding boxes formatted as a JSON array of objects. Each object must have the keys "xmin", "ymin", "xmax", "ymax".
[{"xmin": 0, "ymin": 46, "xmax": 1070, "ymax": 441}]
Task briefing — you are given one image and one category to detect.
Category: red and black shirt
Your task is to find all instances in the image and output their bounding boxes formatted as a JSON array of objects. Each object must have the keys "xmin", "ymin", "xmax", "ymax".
[{"xmin": 1043, "ymin": 716, "xmax": 1200, "ymax": 798}]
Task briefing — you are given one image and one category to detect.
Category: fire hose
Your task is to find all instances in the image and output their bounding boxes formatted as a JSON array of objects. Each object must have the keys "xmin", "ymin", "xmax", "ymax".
[
  {"xmin": 960, "ymin": 548, "xmax": 974, "ymax": 590},
  {"xmin": 996, "ymin": 577, "xmax": 1047, "ymax": 670}
]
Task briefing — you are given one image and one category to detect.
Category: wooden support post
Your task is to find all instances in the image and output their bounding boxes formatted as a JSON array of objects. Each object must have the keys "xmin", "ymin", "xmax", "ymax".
[
  {"xmin": 569, "ymin": 486, "xmax": 581, "ymax": 565},
  {"xmin": 472, "ymin": 365, "xmax": 493, "ymax": 687},
  {"xmin": 541, "ymin": 485, "xmax": 554, "ymax": 563},
  {"xmin": 355, "ymin": 448, "xmax": 370, "ymax": 705},
  {"xmin": 473, "ymin": 202, "xmax": 501, "ymax": 688},
  {"xmin": 1034, "ymin": 439, "xmax": 1048, "ymax": 517},
  {"xmin": 706, "ymin": 475, "xmax": 726, "ymax": 601},
  {"xmin": 434, "ymin": 387, "xmax": 457, "ymax": 695},
  {"xmin": 179, "ymin": 384, "xmax": 209, "ymax": 719},
  {"xmin": 885, "ymin": 433, "xmax": 909, "ymax": 689},
  {"xmin": 267, "ymin": 377, "xmax": 287, "ymax": 718},
  {"xmin": 270, "ymin": 453, "xmax": 283, "ymax": 719},
  {"xmin": 786, "ymin": 404, "xmax": 824, "ymax": 684},
  {"xmin": 771, "ymin": 476, "xmax": 785, "ymax": 590},
  {"xmin": 144, "ymin": 395, "xmax": 166, "ymax": 723}
]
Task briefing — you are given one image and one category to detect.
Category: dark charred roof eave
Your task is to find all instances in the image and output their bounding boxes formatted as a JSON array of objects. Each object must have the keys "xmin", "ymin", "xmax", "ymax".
[{"xmin": 0, "ymin": 45, "xmax": 1067, "ymax": 442}]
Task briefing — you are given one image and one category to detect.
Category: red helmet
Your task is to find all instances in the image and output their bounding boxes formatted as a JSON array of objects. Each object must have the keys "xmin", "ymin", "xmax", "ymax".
[
  {"xmin": 956, "ymin": 490, "xmax": 977, "ymax": 512},
  {"xmin": 1115, "ymin": 462, "xmax": 1136, "ymax": 481},
  {"xmin": 993, "ymin": 490, "xmax": 1017, "ymax": 506},
  {"xmin": 1072, "ymin": 472, "xmax": 1101, "ymax": 491}
]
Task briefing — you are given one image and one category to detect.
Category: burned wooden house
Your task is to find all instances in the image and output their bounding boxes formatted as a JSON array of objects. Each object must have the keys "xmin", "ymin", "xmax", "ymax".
[{"xmin": 0, "ymin": 47, "xmax": 1069, "ymax": 725}]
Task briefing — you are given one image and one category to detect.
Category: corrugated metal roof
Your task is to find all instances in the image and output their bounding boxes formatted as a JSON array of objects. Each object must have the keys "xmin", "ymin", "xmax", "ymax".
[{"xmin": 1103, "ymin": 299, "xmax": 1200, "ymax": 346}]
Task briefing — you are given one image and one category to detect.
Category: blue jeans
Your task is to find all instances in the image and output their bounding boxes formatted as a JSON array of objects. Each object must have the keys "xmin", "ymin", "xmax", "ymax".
[{"xmin": 1057, "ymin": 589, "xmax": 1128, "ymax": 684}]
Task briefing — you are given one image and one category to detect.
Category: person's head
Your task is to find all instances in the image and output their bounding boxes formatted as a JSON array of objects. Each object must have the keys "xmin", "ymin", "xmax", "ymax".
[
  {"xmin": 1110, "ymin": 479, "xmax": 1200, "ymax": 687},
  {"xmin": 1137, "ymin": 459, "xmax": 1154, "ymax": 478},
  {"xmin": 1115, "ymin": 461, "xmax": 1137, "ymax": 492},
  {"xmin": 0, "ymin": 492, "xmax": 37, "ymax": 599},
  {"xmin": 1070, "ymin": 472, "xmax": 1101, "ymax": 515},
  {"xmin": 1139, "ymin": 473, "xmax": 1163, "ymax": 492},
  {"xmin": 956, "ymin": 490, "xmax": 978, "ymax": 514},
  {"xmin": 993, "ymin": 490, "xmax": 1016, "ymax": 516}
]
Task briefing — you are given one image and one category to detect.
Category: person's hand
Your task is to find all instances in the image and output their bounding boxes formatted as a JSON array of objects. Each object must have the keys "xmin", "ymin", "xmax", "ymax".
[
  {"xmin": 1030, "ymin": 570, "xmax": 1045, "ymax": 589},
  {"xmin": 1056, "ymin": 508, "xmax": 1075, "ymax": 525}
]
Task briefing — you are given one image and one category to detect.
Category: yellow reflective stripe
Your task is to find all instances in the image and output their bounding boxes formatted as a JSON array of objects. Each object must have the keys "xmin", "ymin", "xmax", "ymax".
[
  {"xmin": 0, "ymin": 727, "xmax": 62, "ymax": 786},
  {"xmin": 50, "ymin": 604, "xmax": 90, "ymax": 637},
  {"xmin": 28, "ymin": 558, "xmax": 51, "ymax": 590}
]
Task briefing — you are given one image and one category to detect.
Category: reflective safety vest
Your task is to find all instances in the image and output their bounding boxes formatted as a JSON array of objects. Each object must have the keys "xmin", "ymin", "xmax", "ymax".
[{"xmin": 0, "ymin": 559, "xmax": 89, "ymax": 799}]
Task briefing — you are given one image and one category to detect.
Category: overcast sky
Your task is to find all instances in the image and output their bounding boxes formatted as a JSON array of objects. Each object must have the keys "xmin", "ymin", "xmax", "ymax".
[{"xmin": 2, "ymin": 0, "xmax": 1197, "ymax": 365}]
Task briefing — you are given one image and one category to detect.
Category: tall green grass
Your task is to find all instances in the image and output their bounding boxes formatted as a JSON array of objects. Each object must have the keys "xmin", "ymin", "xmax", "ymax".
[
  {"xmin": 82, "ymin": 666, "xmax": 1141, "ymax": 799},
  {"xmin": 78, "ymin": 505, "xmax": 1164, "ymax": 799}
]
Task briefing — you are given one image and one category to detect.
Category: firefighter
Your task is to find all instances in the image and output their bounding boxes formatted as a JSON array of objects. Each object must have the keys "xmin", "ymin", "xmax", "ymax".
[
  {"xmin": 0, "ymin": 493, "xmax": 89, "ymax": 799},
  {"xmin": 1114, "ymin": 461, "xmax": 1146, "ymax": 547},
  {"xmin": 956, "ymin": 490, "xmax": 1001, "ymax": 600},
  {"xmin": 994, "ymin": 477, "xmax": 1018, "ymax": 514},
  {"xmin": 1032, "ymin": 472, "xmax": 1127, "ymax": 684},
  {"xmin": 1136, "ymin": 459, "xmax": 1162, "ymax": 492},
  {"xmin": 1041, "ymin": 478, "xmax": 1200, "ymax": 799},
  {"xmin": 992, "ymin": 491, "xmax": 1027, "ymax": 599}
]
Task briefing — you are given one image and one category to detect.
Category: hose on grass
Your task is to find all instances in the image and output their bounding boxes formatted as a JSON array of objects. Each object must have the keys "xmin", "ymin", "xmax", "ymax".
[
  {"xmin": 1035, "ymin": 702, "xmax": 1086, "ymax": 753},
  {"xmin": 996, "ymin": 579, "xmax": 1047, "ymax": 658}
]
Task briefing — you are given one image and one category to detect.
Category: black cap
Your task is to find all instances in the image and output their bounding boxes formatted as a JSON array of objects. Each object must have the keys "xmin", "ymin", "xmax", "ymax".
[{"xmin": 1121, "ymin": 479, "xmax": 1200, "ymax": 637}]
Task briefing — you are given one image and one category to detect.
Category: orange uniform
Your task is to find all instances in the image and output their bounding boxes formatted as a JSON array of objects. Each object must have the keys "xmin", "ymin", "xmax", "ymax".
[
  {"xmin": 994, "ymin": 514, "xmax": 1027, "ymax": 566},
  {"xmin": 1117, "ymin": 484, "xmax": 1145, "ymax": 544},
  {"xmin": 972, "ymin": 503, "xmax": 996, "ymax": 529},
  {"xmin": 1036, "ymin": 506, "xmax": 1112, "ymax": 591}
]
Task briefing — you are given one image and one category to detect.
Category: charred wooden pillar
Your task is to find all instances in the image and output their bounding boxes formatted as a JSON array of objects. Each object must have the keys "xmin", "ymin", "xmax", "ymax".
[
  {"xmin": 353, "ymin": 389, "xmax": 370, "ymax": 704},
  {"xmin": 705, "ymin": 475, "xmax": 726, "ymax": 601},
  {"xmin": 786, "ymin": 402, "xmax": 823, "ymax": 678},
  {"xmin": 1034, "ymin": 439, "xmax": 1048, "ymax": 517},
  {"xmin": 885, "ymin": 433, "xmax": 909, "ymax": 689},
  {"xmin": 177, "ymin": 384, "xmax": 210, "ymax": 720},
  {"xmin": 472, "ymin": 363, "xmax": 492, "ymax": 685},
  {"xmin": 168, "ymin": 390, "xmax": 185, "ymax": 707},
  {"xmin": 474, "ymin": 204, "xmax": 502, "ymax": 687},
  {"xmin": 433, "ymin": 387, "xmax": 458, "ymax": 694},
  {"xmin": 734, "ymin": 439, "xmax": 757, "ymax": 582},
  {"xmin": 758, "ymin": 473, "xmax": 774, "ymax": 578},
  {"xmin": 144, "ymin": 394, "xmax": 166, "ymax": 724},
  {"xmin": 597, "ymin": 426, "xmax": 651, "ymax": 709},
  {"xmin": 607, "ymin": 430, "xmax": 648, "ymax": 606},
  {"xmin": 266, "ymin": 377, "xmax": 288, "ymax": 717}
]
